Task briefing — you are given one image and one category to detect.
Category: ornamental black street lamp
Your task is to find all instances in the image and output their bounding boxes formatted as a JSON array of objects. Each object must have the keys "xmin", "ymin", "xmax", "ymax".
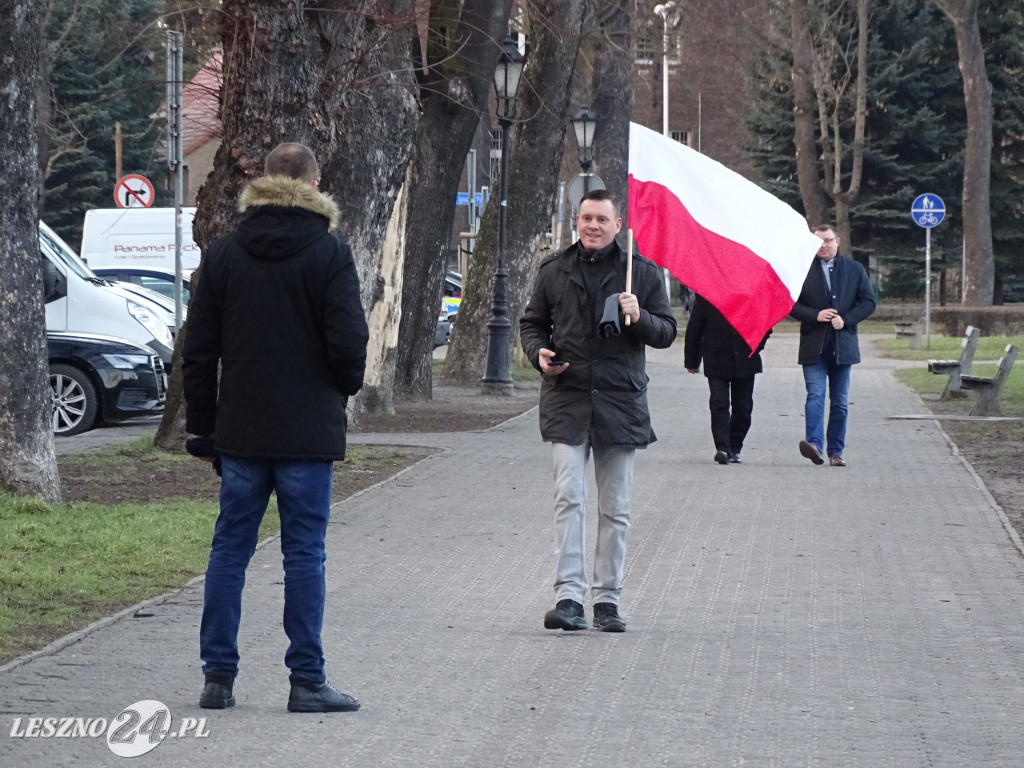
[
  {"xmin": 571, "ymin": 106, "xmax": 598, "ymax": 174},
  {"xmin": 482, "ymin": 34, "xmax": 527, "ymax": 394}
]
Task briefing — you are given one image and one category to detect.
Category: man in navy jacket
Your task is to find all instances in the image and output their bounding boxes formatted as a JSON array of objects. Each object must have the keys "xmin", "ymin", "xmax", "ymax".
[{"xmin": 789, "ymin": 225, "xmax": 876, "ymax": 467}]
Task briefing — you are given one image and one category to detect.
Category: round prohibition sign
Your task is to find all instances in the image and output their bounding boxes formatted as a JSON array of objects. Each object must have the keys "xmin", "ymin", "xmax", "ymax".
[{"xmin": 114, "ymin": 174, "xmax": 155, "ymax": 208}]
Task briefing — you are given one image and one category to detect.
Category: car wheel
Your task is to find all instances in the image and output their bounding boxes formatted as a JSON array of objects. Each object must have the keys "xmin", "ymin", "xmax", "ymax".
[{"xmin": 50, "ymin": 364, "xmax": 99, "ymax": 436}]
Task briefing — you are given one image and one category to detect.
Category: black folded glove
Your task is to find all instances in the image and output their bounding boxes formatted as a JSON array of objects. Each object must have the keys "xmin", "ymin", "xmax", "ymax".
[{"xmin": 599, "ymin": 294, "xmax": 623, "ymax": 338}]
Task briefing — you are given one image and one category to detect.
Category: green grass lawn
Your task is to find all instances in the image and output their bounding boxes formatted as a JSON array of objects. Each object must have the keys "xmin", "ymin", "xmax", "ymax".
[
  {"xmin": 0, "ymin": 438, "xmax": 408, "ymax": 664},
  {"xmin": 0, "ymin": 491, "xmax": 237, "ymax": 663},
  {"xmin": 874, "ymin": 334, "xmax": 1024, "ymax": 362}
]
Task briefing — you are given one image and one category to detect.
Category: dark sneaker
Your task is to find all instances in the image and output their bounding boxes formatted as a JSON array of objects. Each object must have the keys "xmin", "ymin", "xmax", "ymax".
[
  {"xmin": 728, "ymin": 453, "xmax": 742, "ymax": 464},
  {"xmin": 288, "ymin": 679, "xmax": 360, "ymax": 713},
  {"xmin": 714, "ymin": 450, "xmax": 729, "ymax": 465},
  {"xmin": 199, "ymin": 672, "xmax": 235, "ymax": 709},
  {"xmin": 592, "ymin": 602, "xmax": 626, "ymax": 632},
  {"xmin": 543, "ymin": 599, "xmax": 588, "ymax": 631}
]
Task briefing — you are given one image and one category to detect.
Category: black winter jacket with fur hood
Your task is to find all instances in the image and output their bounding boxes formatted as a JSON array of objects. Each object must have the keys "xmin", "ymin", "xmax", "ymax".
[{"xmin": 183, "ymin": 175, "xmax": 369, "ymax": 460}]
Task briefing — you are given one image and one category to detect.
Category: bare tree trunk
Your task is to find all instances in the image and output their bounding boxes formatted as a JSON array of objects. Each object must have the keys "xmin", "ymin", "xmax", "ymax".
[
  {"xmin": 801, "ymin": 0, "xmax": 869, "ymax": 267},
  {"xmin": 156, "ymin": 0, "xmax": 418, "ymax": 446},
  {"xmin": 0, "ymin": 0, "xmax": 61, "ymax": 503},
  {"xmin": 933, "ymin": 0, "xmax": 994, "ymax": 306},
  {"xmin": 393, "ymin": 0, "xmax": 513, "ymax": 400},
  {"xmin": 442, "ymin": 0, "xmax": 586, "ymax": 384},
  {"xmin": 825, "ymin": 0, "xmax": 868, "ymax": 266},
  {"xmin": 789, "ymin": 0, "xmax": 828, "ymax": 227},
  {"xmin": 589, "ymin": 0, "xmax": 632, "ymax": 237}
]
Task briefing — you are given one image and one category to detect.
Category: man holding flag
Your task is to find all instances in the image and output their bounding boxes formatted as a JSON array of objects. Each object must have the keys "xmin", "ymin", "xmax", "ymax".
[{"xmin": 521, "ymin": 189, "xmax": 676, "ymax": 633}]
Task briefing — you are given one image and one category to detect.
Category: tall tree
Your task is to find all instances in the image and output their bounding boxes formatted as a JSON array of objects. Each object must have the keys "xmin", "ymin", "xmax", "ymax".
[
  {"xmin": 932, "ymin": 0, "xmax": 994, "ymax": 305},
  {"xmin": 0, "ymin": 0, "xmax": 61, "ymax": 503},
  {"xmin": 442, "ymin": 0, "xmax": 587, "ymax": 384},
  {"xmin": 39, "ymin": 0, "xmax": 167, "ymax": 245},
  {"xmin": 588, "ymin": 0, "xmax": 633, "ymax": 230},
  {"xmin": 788, "ymin": 0, "xmax": 870, "ymax": 261},
  {"xmin": 814, "ymin": 0, "xmax": 869, "ymax": 258},
  {"xmin": 393, "ymin": 0, "xmax": 513, "ymax": 400},
  {"xmin": 157, "ymin": 0, "xmax": 419, "ymax": 447},
  {"xmin": 789, "ymin": 0, "xmax": 829, "ymax": 226},
  {"xmin": 984, "ymin": 1, "xmax": 1024, "ymax": 302}
]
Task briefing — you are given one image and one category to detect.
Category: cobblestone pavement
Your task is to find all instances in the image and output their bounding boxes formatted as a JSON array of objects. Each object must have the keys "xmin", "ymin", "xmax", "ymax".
[{"xmin": 4, "ymin": 334, "xmax": 1024, "ymax": 767}]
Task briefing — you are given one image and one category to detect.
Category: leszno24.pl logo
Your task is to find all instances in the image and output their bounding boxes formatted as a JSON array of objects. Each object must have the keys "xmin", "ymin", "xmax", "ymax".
[{"xmin": 9, "ymin": 700, "xmax": 209, "ymax": 758}]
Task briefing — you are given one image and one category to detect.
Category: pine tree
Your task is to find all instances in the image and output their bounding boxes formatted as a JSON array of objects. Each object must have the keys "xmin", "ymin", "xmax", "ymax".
[
  {"xmin": 745, "ymin": 0, "xmax": 1024, "ymax": 301},
  {"xmin": 40, "ymin": 0, "xmax": 169, "ymax": 247}
]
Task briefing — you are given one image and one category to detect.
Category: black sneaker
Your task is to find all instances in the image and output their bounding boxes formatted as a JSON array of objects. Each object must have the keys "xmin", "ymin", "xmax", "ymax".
[
  {"xmin": 199, "ymin": 672, "xmax": 235, "ymax": 709},
  {"xmin": 287, "ymin": 678, "xmax": 361, "ymax": 713},
  {"xmin": 714, "ymin": 450, "xmax": 729, "ymax": 465},
  {"xmin": 592, "ymin": 602, "xmax": 626, "ymax": 632},
  {"xmin": 543, "ymin": 599, "xmax": 588, "ymax": 631}
]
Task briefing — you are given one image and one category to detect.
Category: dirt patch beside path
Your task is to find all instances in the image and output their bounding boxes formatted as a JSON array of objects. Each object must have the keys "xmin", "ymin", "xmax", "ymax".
[
  {"xmin": 351, "ymin": 381, "xmax": 539, "ymax": 434},
  {"xmin": 939, "ymin": 417, "xmax": 1024, "ymax": 542},
  {"xmin": 58, "ymin": 381, "xmax": 541, "ymax": 506}
]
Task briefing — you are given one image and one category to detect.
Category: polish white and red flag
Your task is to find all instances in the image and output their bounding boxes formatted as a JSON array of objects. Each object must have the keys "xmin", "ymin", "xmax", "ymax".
[{"xmin": 627, "ymin": 121, "xmax": 822, "ymax": 352}]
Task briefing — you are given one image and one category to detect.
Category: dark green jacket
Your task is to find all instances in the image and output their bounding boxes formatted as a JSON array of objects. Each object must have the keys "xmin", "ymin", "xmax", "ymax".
[{"xmin": 520, "ymin": 241, "xmax": 677, "ymax": 448}]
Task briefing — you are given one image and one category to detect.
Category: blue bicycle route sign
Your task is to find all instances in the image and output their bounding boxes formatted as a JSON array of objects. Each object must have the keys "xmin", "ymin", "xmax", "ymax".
[{"xmin": 911, "ymin": 193, "xmax": 945, "ymax": 228}]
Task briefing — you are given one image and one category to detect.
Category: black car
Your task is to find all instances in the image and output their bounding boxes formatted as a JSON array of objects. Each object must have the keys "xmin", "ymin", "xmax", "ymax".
[
  {"xmin": 48, "ymin": 332, "xmax": 167, "ymax": 436},
  {"xmin": 90, "ymin": 267, "xmax": 192, "ymax": 307}
]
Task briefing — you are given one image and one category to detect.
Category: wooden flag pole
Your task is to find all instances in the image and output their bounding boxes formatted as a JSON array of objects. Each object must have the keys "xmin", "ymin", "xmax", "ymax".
[{"xmin": 624, "ymin": 229, "xmax": 634, "ymax": 326}]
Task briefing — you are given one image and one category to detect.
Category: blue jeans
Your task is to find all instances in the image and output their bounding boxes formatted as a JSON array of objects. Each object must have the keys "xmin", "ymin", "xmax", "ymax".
[
  {"xmin": 802, "ymin": 355, "xmax": 852, "ymax": 457},
  {"xmin": 200, "ymin": 456, "xmax": 333, "ymax": 683}
]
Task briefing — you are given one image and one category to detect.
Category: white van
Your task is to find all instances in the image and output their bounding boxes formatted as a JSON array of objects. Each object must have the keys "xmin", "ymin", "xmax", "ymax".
[
  {"xmin": 40, "ymin": 222, "xmax": 175, "ymax": 364},
  {"xmin": 80, "ymin": 207, "xmax": 201, "ymax": 271}
]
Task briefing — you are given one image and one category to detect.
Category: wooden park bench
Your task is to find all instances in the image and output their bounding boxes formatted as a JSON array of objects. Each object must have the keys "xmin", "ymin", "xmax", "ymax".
[
  {"xmin": 927, "ymin": 325, "xmax": 980, "ymax": 400},
  {"xmin": 959, "ymin": 344, "xmax": 1019, "ymax": 417}
]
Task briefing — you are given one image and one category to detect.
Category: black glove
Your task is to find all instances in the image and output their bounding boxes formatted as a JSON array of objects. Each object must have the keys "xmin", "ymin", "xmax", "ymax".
[
  {"xmin": 599, "ymin": 294, "xmax": 623, "ymax": 338},
  {"xmin": 185, "ymin": 436, "xmax": 222, "ymax": 477}
]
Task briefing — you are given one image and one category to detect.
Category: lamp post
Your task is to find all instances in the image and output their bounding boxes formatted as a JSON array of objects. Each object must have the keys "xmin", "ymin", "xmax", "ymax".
[
  {"xmin": 571, "ymin": 106, "xmax": 598, "ymax": 174},
  {"xmin": 653, "ymin": 2, "xmax": 676, "ymax": 137},
  {"xmin": 482, "ymin": 35, "xmax": 527, "ymax": 394},
  {"xmin": 569, "ymin": 106, "xmax": 599, "ymax": 244}
]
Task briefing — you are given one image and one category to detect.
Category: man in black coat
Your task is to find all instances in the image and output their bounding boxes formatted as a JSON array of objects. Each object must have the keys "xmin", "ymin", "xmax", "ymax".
[
  {"xmin": 684, "ymin": 294, "xmax": 768, "ymax": 465},
  {"xmin": 521, "ymin": 189, "xmax": 677, "ymax": 633},
  {"xmin": 183, "ymin": 143, "xmax": 369, "ymax": 713},
  {"xmin": 789, "ymin": 224, "xmax": 876, "ymax": 467}
]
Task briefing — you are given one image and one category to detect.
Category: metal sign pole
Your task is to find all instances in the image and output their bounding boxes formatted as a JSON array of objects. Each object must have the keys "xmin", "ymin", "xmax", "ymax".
[
  {"xmin": 925, "ymin": 226, "xmax": 931, "ymax": 351},
  {"xmin": 167, "ymin": 31, "xmax": 185, "ymax": 331},
  {"xmin": 911, "ymin": 193, "xmax": 945, "ymax": 353}
]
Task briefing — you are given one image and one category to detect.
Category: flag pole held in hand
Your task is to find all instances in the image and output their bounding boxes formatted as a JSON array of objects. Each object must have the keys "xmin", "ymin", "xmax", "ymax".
[{"xmin": 624, "ymin": 229, "xmax": 634, "ymax": 326}]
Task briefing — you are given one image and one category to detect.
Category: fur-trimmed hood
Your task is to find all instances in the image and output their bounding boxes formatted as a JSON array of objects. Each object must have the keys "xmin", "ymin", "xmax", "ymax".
[
  {"xmin": 233, "ymin": 175, "xmax": 341, "ymax": 262},
  {"xmin": 239, "ymin": 174, "xmax": 339, "ymax": 230}
]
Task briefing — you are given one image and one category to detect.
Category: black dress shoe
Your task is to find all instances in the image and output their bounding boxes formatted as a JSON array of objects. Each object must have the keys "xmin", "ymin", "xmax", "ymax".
[
  {"xmin": 592, "ymin": 602, "xmax": 626, "ymax": 632},
  {"xmin": 728, "ymin": 453, "xmax": 742, "ymax": 464},
  {"xmin": 288, "ymin": 679, "xmax": 360, "ymax": 713},
  {"xmin": 799, "ymin": 440, "xmax": 825, "ymax": 465},
  {"xmin": 544, "ymin": 599, "xmax": 588, "ymax": 630},
  {"xmin": 199, "ymin": 672, "xmax": 235, "ymax": 709},
  {"xmin": 714, "ymin": 450, "xmax": 729, "ymax": 465}
]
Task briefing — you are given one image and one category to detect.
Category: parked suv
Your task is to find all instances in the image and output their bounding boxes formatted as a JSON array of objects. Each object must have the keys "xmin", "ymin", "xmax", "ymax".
[{"xmin": 48, "ymin": 332, "xmax": 167, "ymax": 436}]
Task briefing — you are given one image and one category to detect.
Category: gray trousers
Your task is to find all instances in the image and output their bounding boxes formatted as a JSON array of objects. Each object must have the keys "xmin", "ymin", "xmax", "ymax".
[{"xmin": 551, "ymin": 441, "xmax": 636, "ymax": 606}]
